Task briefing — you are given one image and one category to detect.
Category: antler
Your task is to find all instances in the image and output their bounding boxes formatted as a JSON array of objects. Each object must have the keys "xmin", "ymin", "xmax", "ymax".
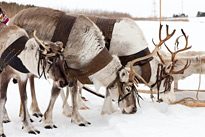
[
  {"xmin": 153, "ymin": 24, "xmax": 176, "ymax": 65},
  {"xmin": 33, "ymin": 30, "xmax": 64, "ymax": 56},
  {"xmin": 164, "ymin": 29, "xmax": 192, "ymax": 74},
  {"xmin": 130, "ymin": 45, "xmax": 160, "ymax": 88},
  {"xmin": 130, "ymin": 24, "xmax": 176, "ymax": 88},
  {"xmin": 33, "ymin": 30, "xmax": 50, "ymax": 51}
]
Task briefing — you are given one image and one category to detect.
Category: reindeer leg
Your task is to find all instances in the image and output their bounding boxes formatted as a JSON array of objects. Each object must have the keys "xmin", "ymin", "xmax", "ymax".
[
  {"xmin": 70, "ymin": 79, "xmax": 90, "ymax": 126},
  {"xmin": 159, "ymin": 82, "xmax": 176, "ymax": 104},
  {"xmin": 61, "ymin": 83, "xmax": 89, "ymax": 117},
  {"xmin": 0, "ymin": 98, "xmax": 6, "ymax": 137},
  {"xmin": 2, "ymin": 97, "xmax": 10, "ymax": 123},
  {"xmin": 42, "ymin": 83, "xmax": 60, "ymax": 129},
  {"xmin": 29, "ymin": 75, "xmax": 42, "ymax": 118},
  {"xmin": 18, "ymin": 78, "xmax": 40, "ymax": 135},
  {"xmin": 174, "ymin": 81, "xmax": 178, "ymax": 91},
  {"xmin": 0, "ymin": 73, "xmax": 11, "ymax": 137},
  {"xmin": 61, "ymin": 87, "xmax": 72, "ymax": 117},
  {"xmin": 101, "ymin": 88, "xmax": 115, "ymax": 115},
  {"xmin": 77, "ymin": 83, "xmax": 89, "ymax": 110}
]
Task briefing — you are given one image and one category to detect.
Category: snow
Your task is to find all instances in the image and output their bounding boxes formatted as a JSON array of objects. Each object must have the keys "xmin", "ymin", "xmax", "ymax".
[{"xmin": 3, "ymin": 18, "xmax": 205, "ymax": 137}]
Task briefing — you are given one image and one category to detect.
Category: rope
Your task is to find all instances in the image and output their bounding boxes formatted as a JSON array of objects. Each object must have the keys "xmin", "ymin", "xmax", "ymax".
[{"xmin": 196, "ymin": 55, "xmax": 202, "ymax": 100}]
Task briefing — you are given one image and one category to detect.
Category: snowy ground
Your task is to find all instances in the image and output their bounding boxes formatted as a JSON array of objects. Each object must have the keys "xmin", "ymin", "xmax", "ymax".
[{"xmin": 4, "ymin": 18, "xmax": 205, "ymax": 137}]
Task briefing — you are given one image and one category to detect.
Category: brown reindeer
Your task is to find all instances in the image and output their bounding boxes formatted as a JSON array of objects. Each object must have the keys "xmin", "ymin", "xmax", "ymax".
[
  {"xmin": 10, "ymin": 7, "xmax": 139, "ymax": 128},
  {"xmin": 0, "ymin": 23, "xmax": 68, "ymax": 136}
]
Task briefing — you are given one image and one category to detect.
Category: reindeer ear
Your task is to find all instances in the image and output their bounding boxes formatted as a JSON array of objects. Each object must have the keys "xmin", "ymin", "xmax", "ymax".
[{"xmin": 119, "ymin": 68, "xmax": 129, "ymax": 82}]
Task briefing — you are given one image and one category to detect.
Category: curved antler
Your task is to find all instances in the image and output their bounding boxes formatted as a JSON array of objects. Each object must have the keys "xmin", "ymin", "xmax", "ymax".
[
  {"xmin": 33, "ymin": 30, "xmax": 50, "ymax": 51},
  {"xmin": 153, "ymin": 24, "xmax": 176, "ymax": 65},
  {"xmin": 130, "ymin": 45, "xmax": 161, "ymax": 88},
  {"xmin": 130, "ymin": 24, "xmax": 176, "ymax": 88},
  {"xmin": 164, "ymin": 29, "xmax": 192, "ymax": 74}
]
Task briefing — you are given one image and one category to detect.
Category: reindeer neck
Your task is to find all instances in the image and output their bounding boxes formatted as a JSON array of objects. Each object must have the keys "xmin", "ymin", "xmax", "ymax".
[
  {"xmin": 173, "ymin": 57, "xmax": 205, "ymax": 81},
  {"xmin": 148, "ymin": 57, "xmax": 162, "ymax": 85},
  {"xmin": 89, "ymin": 55, "xmax": 122, "ymax": 88}
]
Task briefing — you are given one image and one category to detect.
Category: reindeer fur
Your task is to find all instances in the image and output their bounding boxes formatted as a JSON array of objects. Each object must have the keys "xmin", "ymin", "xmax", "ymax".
[{"xmin": 10, "ymin": 7, "xmax": 137, "ymax": 127}]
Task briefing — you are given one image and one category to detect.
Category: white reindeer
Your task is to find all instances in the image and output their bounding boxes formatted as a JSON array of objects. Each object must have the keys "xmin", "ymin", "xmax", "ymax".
[{"xmin": 60, "ymin": 18, "xmax": 192, "ymax": 116}]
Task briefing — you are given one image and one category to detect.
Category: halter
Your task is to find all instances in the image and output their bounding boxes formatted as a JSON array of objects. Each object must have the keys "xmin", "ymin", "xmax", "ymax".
[
  {"xmin": 37, "ymin": 46, "xmax": 66, "ymax": 79},
  {"xmin": 151, "ymin": 63, "xmax": 173, "ymax": 101},
  {"xmin": 106, "ymin": 67, "xmax": 142, "ymax": 104}
]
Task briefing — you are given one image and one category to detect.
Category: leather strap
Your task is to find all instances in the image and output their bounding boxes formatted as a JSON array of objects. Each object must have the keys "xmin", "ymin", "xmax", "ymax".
[
  {"xmin": 119, "ymin": 47, "xmax": 153, "ymax": 66},
  {"xmin": 66, "ymin": 48, "xmax": 113, "ymax": 84},
  {"xmin": 0, "ymin": 36, "xmax": 29, "ymax": 73},
  {"xmin": 51, "ymin": 13, "xmax": 76, "ymax": 46},
  {"xmin": 140, "ymin": 62, "xmax": 152, "ymax": 83},
  {"xmin": 91, "ymin": 17, "xmax": 117, "ymax": 50}
]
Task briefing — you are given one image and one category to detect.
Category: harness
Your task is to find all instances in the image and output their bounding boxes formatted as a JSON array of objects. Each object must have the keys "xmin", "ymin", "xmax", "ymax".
[
  {"xmin": 90, "ymin": 17, "xmax": 153, "ymax": 83},
  {"xmin": 119, "ymin": 47, "xmax": 153, "ymax": 83},
  {"xmin": 37, "ymin": 45, "xmax": 66, "ymax": 80},
  {"xmin": 90, "ymin": 17, "xmax": 117, "ymax": 50},
  {"xmin": 106, "ymin": 67, "xmax": 142, "ymax": 104},
  {"xmin": 151, "ymin": 63, "xmax": 173, "ymax": 100},
  {"xmin": 65, "ymin": 47, "xmax": 113, "ymax": 84},
  {"xmin": 51, "ymin": 13, "xmax": 76, "ymax": 46},
  {"xmin": 0, "ymin": 36, "xmax": 29, "ymax": 73}
]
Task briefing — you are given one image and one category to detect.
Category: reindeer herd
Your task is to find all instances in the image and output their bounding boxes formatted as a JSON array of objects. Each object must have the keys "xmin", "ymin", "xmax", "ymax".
[{"xmin": 0, "ymin": 7, "xmax": 201, "ymax": 137}]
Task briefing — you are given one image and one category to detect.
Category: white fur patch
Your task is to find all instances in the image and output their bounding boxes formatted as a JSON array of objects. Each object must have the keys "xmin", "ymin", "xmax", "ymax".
[
  {"xmin": 18, "ymin": 38, "xmax": 40, "ymax": 76},
  {"xmin": 109, "ymin": 18, "xmax": 148, "ymax": 56}
]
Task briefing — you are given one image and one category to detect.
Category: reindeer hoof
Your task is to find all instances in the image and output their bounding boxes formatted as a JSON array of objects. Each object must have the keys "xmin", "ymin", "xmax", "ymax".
[
  {"xmin": 3, "ymin": 120, "xmax": 10, "ymax": 123},
  {"xmin": 44, "ymin": 125, "xmax": 57, "ymax": 129},
  {"xmin": 33, "ymin": 113, "xmax": 39, "ymax": 118},
  {"xmin": 0, "ymin": 133, "xmax": 6, "ymax": 137},
  {"xmin": 28, "ymin": 131, "xmax": 36, "ymax": 135},
  {"xmin": 79, "ymin": 123, "xmax": 86, "ymax": 126},
  {"xmin": 44, "ymin": 125, "xmax": 52, "ymax": 129},
  {"xmin": 33, "ymin": 113, "xmax": 43, "ymax": 118},
  {"xmin": 35, "ymin": 130, "xmax": 40, "ymax": 134},
  {"xmin": 30, "ymin": 118, "xmax": 34, "ymax": 123}
]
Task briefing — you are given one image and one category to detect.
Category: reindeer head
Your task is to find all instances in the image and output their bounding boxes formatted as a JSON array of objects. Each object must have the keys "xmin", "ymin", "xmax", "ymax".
[
  {"xmin": 32, "ymin": 30, "xmax": 68, "ymax": 88},
  {"xmin": 153, "ymin": 25, "xmax": 191, "ymax": 99},
  {"xmin": 129, "ymin": 24, "xmax": 191, "ymax": 103},
  {"xmin": 107, "ymin": 66, "xmax": 137, "ymax": 114},
  {"xmin": 117, "ymin": 67, "xmax": 137, "ymax": 114}
]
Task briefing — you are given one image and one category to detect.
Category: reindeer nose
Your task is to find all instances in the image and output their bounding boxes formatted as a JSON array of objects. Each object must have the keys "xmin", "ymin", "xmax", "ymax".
[{"xmin": 132, "ymin": 107, "xmax": 137, "ymax": 113}]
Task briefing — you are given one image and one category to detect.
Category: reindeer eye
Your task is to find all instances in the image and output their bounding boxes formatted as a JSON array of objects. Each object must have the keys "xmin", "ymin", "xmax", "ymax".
[
  {"xmin": 167, "ymin": 65, "xmax": 171, "ymax": 69},
  {"xmin": 122, "ymin": 72, "xmax": 125, "ymax": 77},
  {"xmin": 125, "ymin": 86, "xmax": 131, "ymax": 92}
]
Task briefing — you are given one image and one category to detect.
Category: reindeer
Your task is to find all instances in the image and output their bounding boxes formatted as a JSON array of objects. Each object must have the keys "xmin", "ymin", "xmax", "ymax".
[
  {"xmin": 10, "ymin": 7, "xmax": 139, "ymax": 128},
  {"xmin": 60, "ymin": 17, "xmax": 192, "ymax": 116},
  {"xmin": 0, "ymin": 23, "xmax": 68, "ymax": 137},
  {"xmin": 159, "ymin": 50, "xmax": 205, "ymax": 90},
  {"xmin": 11, "ymin": 8, "xmax": 191, "ymax": 121}
]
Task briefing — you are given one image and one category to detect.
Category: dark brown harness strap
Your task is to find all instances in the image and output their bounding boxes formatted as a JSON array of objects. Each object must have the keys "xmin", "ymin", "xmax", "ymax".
[
  {"xmin": 67, "ymin": 48, "xmax": 113, "ymax": 84},
  {"xmin": 119, "ymin": 47, "xmax": 153, "ymax": 83},
  {"xmin": 94, "ymin": 17, "xmax": 117, "ymax": 50},
  {"xmin": 0, "ymin": 36, "xmax": 29, "ymax": 73},
  {"xmin": 51, "ymin": 13, "xmax": 76, "ymax": 46},
  {"xmin": 119, "ymin": 47, "xmax": 153, "ymax": 66},
  {"xmin": 139, "ymin": 62, "xmax": 152, "ymax": 83}
]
